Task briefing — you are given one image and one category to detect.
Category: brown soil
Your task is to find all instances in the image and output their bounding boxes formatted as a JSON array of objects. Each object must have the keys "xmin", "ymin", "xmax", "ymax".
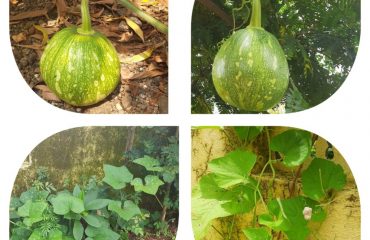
[{"xmin": 10, "ymin": 0, "xmax": 168, "ymax": 114}]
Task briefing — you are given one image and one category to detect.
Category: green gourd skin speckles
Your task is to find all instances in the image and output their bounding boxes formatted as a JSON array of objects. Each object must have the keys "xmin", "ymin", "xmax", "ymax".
[
  {"xmin": 39, "ymin": 0, "xmax": 120, "ymax": 107},
  {"xmin": 212, "ymin": 0, "xmax": 289, "ymax": 112},
  {"xmin": 40, "ymin": 27, "xmax": 120, "ymax": 106}
]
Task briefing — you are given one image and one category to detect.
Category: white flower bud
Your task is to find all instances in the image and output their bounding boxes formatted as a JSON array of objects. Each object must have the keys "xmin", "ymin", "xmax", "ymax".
[{"xmin": 303, "ymin": 206, "xmax": 312, "ymax": 220}]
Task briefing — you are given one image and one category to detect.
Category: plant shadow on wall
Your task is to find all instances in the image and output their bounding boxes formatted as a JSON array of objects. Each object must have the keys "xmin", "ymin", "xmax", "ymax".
[
  {"xmin": 10, "ymin": 126, "xmax": 179, "ymax": 240},
  {"xmin": 191, "ymin": 0, "xmax": 360, "ymax": 114},
  {"xmin": 10, "ymin": 0, "xmax": 168, "ymax": 114},
  {"xmin": 191, "ymin": 127, "xmax": 360, "ymax": 240}
]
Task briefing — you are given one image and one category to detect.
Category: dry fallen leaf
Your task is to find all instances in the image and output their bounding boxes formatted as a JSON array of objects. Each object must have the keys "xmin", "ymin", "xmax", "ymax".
[
  {"xmin": 33, "ymin": 25, "xmax": 49, "ymax": 45},
  {"xmin": 124, "ymin": 69, "xmax": 167, "ymax": 80},
  {"xmin": 56, "ymin": 0, "xmax": 68, "ymax": 19},
  {"xmin": 125, "ymin": 17, "xmax": 144, "ymax": 42},
  {"xmin": 10, "ymin": 0, "xmax": 18, "ymax": 5},
  {"xmin": 121, "ymin": 48, "xmax": 154, "ymax": 63},
  {"xmin": 12, "ymin": 32, "xmax": 27, "ymax": 43},
  {"xmin": 10, "ymin": 7, "xmax": 51, "ymax": 21},
  {"xmin": 119, "ymin": 31, "xmax": 134, "ymax": 42}
]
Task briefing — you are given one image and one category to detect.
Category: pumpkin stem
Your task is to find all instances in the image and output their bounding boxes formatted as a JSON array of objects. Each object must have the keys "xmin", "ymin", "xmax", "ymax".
[
  {"xmin": 79, "ymin": 0, "xmax": 94, "ymax": 35},
  {"xmin": 249, "ymin": 0, "xmax": 261, "ymax": 28}
]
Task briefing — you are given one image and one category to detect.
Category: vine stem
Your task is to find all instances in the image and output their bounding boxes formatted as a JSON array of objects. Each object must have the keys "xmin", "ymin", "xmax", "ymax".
[
  {"xmin": 249, "ymin": 0, "xmax": 261, "ymax": 28},
  {"xmin": 252, "ymin": 157, "xmax": 269, "ymax": 226},
  {"xmin": 117, "ymin": 0, "xmax": 168, "ymax": 34},
  {"xmin": 155, "ymin": 194, "xmax": 164, "ymax": 209},
  {"xmin": 265, "ymin": 128, "xmax": 276, "ymax": 194},
  {"xmin": 227, "ymin": 215, "xmax": 236, "ymax": 240},
  {"xmin": 79, "ymin": 0, "xmax": 94, "ymax": 35}
]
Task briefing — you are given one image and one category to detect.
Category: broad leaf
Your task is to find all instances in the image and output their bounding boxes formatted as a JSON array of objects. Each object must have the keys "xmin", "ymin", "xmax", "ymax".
[
  {"xmin": 133, "ymin": 155, "xmax": 163, "ymax": 172},
  {"xmin": 243, "ymin": 227, "xmax": 272, "ymax": 240},
  {"xmin": 73, "ymin": 220, "xmax": 84, "ymax": 240},
  {"xmin": 51, "ymin": 193, "xmax": 84, "ymax": 215},
  {"xmin": 234, "ymin": 127, "xmax": 264, "ymax": 143},
  {"xmin": 302, "ymin": 158, "xmax": 346, "ymax": 201},
  {"xmin": 108, "ymin": 200, "xmax": 141, "ymax": 221},
  {"xmin": 207, "ymin": 150, "xmax": 256, "ymax": 188},
  {"xmin": 72, "ymin": 185, "xmax": 82, "ymax": 198},
  {"xmin": 102, "ymin": 164, "xmax": 133, "ymax": 190},
  {"xmin": 85, "ymin": 226, "xmax": 120, "ymax": 240},
  {"xmin": 259, "ymin": 197, "xmax": 325, "ymax": 240},
  {"xmin": 20, "ymin": 187, "xmax": 49, "ymax": 203},
  {"xmin": 83, "ymin": 214, "xmax": 101, "ymax": 228},
  {"xmin": 191, "ymin": 187, "xmax": 232, "ymax": 240},
  {"xmin": 85, "ymin": 199, "xmax": 111, "ymax": 211},
  {"xmin": 17, "ymin": 200, "xmax": 48, "ymax": 226},
  {"xmin": 270, "ymin": 129, "xmax": 312, "ymax": 167},
  {"xmin": 131, "ymin": 175, "xmax": 164, "ymax": 195}
]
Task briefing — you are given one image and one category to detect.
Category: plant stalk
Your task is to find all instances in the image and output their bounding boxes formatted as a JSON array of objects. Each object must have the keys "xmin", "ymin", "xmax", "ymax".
[
  {"xmin": 117, "ymin": 0, "xmax": 168, "ymax": 34},
  {"xmin": 79, "ymin": 0, "xmax": 94, "ymax": 34},
  {"xmin": 249, "ymin": 0, "xmax": 261, "ymax": 28}
]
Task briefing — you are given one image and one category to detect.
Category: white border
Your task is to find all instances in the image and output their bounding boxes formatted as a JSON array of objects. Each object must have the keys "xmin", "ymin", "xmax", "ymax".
[{"xmin": 1, "ymin": 0, "xmax": 369, "ymax": 239}]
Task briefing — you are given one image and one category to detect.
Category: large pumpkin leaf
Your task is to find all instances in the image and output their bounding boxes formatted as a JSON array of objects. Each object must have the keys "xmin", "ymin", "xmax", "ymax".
[
  {"xmin": 234, "ymin": 127, "xmax": 264, "ymax": 143},
  {"xmin": 302, "ymin": 158, "xmax": 347, "ymax": 201},
  {"xmin": 207, "ymin": 150, "xmax": 256, "ymax": 188},
  {"xmin": 85, "ymin": 226, "xmax": 120, "ymax": 240},
  {"xmin": 29, "ymin": 228, "xmax": 63, "ymax": 240},
  {"xmin": 108, "ymin": 200, "xmax": 141, "ymax": 221},
  {"xmin": 259, "ymin": 197, "xmax": 325, "ymax": 240},
  {"xmin": 51, "ymin": 193, "xmax": 84, "ymax": 215},
  {"xmin": 131, "ymin": 175, "xmax": 164, "ymax": 195},
  {"xmin": 133, "ymin": 155, "xmax": 163, "ymax": 172},
  {"xmin": 270, "ymin": 129, "xmax": 312, "ymax": 167},
  {"xmin": 20, "ymin": 187, "xmax": 49, "ymax": 203},
  {"xmin": 243, "ymin": 227, "xmax": 272, "ymax": 240},
  {"xmin": 191, "ymin": 187, "xmax": 233, "ymax": 240},
  {"xmin": 102, "ymin": 164, "xmax": 133, "ymax": 190}
]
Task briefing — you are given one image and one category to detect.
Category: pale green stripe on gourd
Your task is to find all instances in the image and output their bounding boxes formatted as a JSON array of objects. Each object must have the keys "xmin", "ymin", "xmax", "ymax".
[{"xmin": 40, "ymin": 27, "xmax": 120, "ymax": 106}]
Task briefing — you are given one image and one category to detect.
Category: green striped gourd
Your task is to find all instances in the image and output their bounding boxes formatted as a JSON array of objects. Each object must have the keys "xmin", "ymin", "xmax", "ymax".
[
  {"xmin": 40, "ymin": 0, "xmax": 120, "ymax": 106},
  {"xmin": 212, "ymin": 0, "xmax": 289, "ymax": 112}
]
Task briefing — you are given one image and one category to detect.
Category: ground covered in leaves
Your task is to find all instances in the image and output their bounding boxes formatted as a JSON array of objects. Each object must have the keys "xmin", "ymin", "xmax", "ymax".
[{"xmin": 10, "ymin": 0, "xmax": 168, "ymax": 113}]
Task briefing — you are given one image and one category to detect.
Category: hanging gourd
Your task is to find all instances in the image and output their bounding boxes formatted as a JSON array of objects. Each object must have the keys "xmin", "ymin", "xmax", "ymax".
[
  {"xmin": 40, "ymin": 0, "xmax": 121, "ymax": 106},
  {"xmin": 212, "ymin": 0, "xmax": 289, "ymax": 112}
]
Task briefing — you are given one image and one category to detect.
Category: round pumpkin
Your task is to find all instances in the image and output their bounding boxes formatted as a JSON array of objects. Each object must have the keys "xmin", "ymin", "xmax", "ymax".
[
  {"xmin": 212, "ymin": 0, "xmax": 289, "ymax": 112},
  {"xmin": 40, "ymin": 26, "xmax": 120, "ymax": 106}
]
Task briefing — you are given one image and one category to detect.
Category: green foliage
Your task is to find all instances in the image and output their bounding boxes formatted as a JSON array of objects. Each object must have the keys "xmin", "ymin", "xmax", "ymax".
[
  {"xmin": 11, "ymin": 150, "xmax": 178, "ymax": 240},
  {"xmin": 192, "ymin": 0, "xmax": 360, "ymax": 113},
  {"xmin": 243, "ymin": 227, "xmax": 271, "ymax": 240},
  {"xmin": 302, "ymin": 158, "xmax": 347, "ymax": 201},
  {"xmin": 270, "ymin": 129, "xmax": 312, "ymax": 167},
  {"xmin": 192, "ymin": 127, "xmax": 347, "ymax": 239}
]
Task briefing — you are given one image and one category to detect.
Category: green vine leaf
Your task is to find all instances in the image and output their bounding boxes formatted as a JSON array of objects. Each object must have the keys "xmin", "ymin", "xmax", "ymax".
[
  {"xmin": 133, "ymin": 155, "xmax": 163, "ymax": 172},
  {"xmin": 108, "ymin": 200, "xmax": 141, "ymax": 221},
  {"xmin": 199, "ymin": 173, "xmax": 258, "ymax": 214},
  {"xmin": 83, "ymin": 214, "xmax": 102, "ymax": 228},
  {"xmin": 270, "ymin": 129, "xmax": 312, "ymax": 167},
  {"xmin": 258, "ymin": 196, "xmax": 325, "ymax": 240},
  {"xmin": 243, "ymin": 227, "xmax": 272, "ymax": 240},
  {"xmin": 131, "ymin": 175, "xmax": 164, "ymax": 195},
  {"xmin": 102, "ymin": 164, "xmax": 133, "ymax": 190},
  {"xmin": 207, "ymin": 150, "xmax": 257, "ymax": 188},
  {"xmin": 51, "ymin": 193, "xmax": 85, "ymax": 215},
  {"xmin": 302, "ymin": 158, "xmax": 347, "ymax": 201},
  {"xmin": 191, "ymin": 187, "xmax": 233, "ymax": 240},
  {"xmin": 234, "ymin": 126, "xmax": 264, "ymax": 143}
]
